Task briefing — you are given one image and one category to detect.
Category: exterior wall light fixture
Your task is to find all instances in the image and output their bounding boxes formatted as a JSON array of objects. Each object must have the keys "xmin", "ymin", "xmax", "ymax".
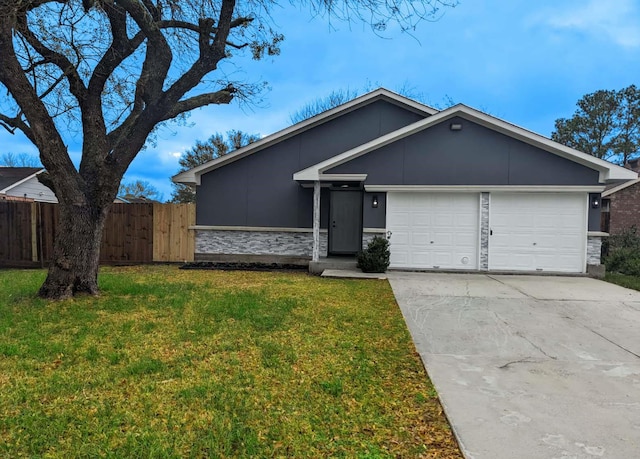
[
  {"xmin": 372, "ymin": 195, "xmax": 379, "ymax": 208},
  {"xmin": 591, "ymin": 195, "xmax": 600, "ymax": 209},
  {"xmin": 450, "ymin": 123, "xmax": 463, "ymax": 131}
]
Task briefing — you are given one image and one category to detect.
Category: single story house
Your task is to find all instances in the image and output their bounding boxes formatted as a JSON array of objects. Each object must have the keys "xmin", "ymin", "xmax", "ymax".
[
  {"xmin": 173, "ymin": 88, "xmax": 636, "ymax": 274},
  {"xmin": 0, "ymin": 167, "xmax": 57, "ymax": 202}
]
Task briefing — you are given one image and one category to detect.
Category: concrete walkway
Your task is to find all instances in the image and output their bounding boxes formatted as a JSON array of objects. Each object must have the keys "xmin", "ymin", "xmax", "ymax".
[{"xmin": 388, "ymin": 273, "xmax": 640, "ymax": 459}]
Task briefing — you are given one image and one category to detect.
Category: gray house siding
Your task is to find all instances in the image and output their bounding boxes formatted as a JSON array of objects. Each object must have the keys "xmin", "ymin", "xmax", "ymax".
[
  {"xmin": 363, "ymin": 191, "xmax": 386, "ymax": 228},
  {"xmin": 588, "ymin": 193, "xmax": 601, "ymax": 232},
  {"xmin": 196, "ymin": 100, "xmax": 426, "ymax": 227},
  {"xmin": 327, "ymin": 117, "xmax": 600, "ymax": 186}
]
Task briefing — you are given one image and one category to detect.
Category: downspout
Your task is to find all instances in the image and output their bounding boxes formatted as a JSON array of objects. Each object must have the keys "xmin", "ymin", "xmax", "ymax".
[{"xmin": 312, "ymin": 180, "xmax": 320, "ymax": 262}]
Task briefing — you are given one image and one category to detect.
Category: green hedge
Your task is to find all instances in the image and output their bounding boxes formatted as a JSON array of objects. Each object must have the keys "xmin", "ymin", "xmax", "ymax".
[{"xmin": 604, "ymin": 227, "xmax": 640, "ymax": 276}]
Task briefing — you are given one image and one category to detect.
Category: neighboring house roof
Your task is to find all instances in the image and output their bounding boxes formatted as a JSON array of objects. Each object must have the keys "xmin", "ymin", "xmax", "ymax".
[
  {"xmin": 172, "ymin": 88, "xmax": 437, "ymax": 186},
  {"xmin": 602, "ymin": 178, "xmax": 640, "ymax": 197},
  {"xmin": 117, "ymin": 195, "xmax": 160, "ymax": 203},
  {"xmin": 0, "ymin": 167, "xmax": 44, "ymax": 193},
  {"xmin": 293, "ymin": 104, "xmax": 637, "ymax": 183}
]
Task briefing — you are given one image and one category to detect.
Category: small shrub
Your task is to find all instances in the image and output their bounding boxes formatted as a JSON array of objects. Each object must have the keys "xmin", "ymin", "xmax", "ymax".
[{"xmin": 357, "ymin": 236, "xmax": 390, "ymax": 273}]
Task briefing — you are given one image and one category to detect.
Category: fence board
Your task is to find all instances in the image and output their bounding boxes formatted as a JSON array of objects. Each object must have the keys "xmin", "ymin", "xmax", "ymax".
[
  {"xmin": 38, "ymin": 202, "xmax": 58, "ymax": 263},
  {"xmin": 0, "ymin": 202, "xmax": 193, "ymax": 267},
  {"xmin": 153, "ymin": 203, "xmax": 195, "ymax": 262},
  {"xmin": 101, "ymin": 203, "xmax": 153, "ymax": 263},
  {"xmin": 0, "ymin": 202, "xmax": 32, "ymax": 264}
]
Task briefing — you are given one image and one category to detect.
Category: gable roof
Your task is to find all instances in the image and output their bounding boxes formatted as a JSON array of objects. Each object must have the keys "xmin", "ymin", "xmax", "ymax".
[
  {"xmin": 602, "ymin": 178, "xmax": 640, "ymax": 197},
  {"xmin": 0, "ymin": 167, "xmax": 44, "ymax": 193},
  {"xmin": 172, "ymin": 88, "xmax": 437, "ymax": 185},
  {"xmin": 293, "ymin": 104, "xmax": 638, "ymax": 183}
]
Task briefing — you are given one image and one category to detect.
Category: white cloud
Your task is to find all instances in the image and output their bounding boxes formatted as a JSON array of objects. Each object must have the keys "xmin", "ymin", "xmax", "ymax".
[{"xmin": 545, "ymin": 0, "xmax": 640, "ymax": 48}]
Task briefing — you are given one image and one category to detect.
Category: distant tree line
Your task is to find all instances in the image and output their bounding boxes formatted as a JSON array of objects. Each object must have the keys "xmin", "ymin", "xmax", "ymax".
[{"xmin": 552, "ymin": 85, "xmax": 640, "ymax": 166}]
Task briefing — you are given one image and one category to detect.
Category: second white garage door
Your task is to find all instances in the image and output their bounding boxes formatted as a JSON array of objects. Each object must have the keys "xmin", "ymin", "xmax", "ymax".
[
  {"xmin": 387, "ymin": 192, "xmax": 479, "ymax": 270},
  {"xmin": 489, "ymin": 193, "xmax": 586, "ymax": 273}
]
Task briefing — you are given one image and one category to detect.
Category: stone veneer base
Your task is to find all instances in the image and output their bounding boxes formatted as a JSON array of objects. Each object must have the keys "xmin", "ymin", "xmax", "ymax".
[
  {"xmin": 196, "ymin": 228, "xmax": 385, "ymax": 260},
  {"xmin": 587, "ymin": 236, "xmax": 603, "ymax": 266},
  {"xmin": 196, "ymin": 228, "xmax": 601, "ymax": 272}
]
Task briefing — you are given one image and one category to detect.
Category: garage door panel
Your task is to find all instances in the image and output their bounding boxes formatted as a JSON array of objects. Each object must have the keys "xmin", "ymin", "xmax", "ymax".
[
  {"xmin": 387, "ymin": 192, "xmax": 479, "ymax": 270},
  {"xmin": 491, "ymin": 253, "xmax": 535, "ymax": 270},
  {"xmin": 391, "ymin": 230, "xmax": 410, "ymax": 245},
  {"xmin": 434, "ymin": 215, "xmax": 455, "ymax": 229},
  {"xmin": 411, "ymin": 232, "xmax": 432, "ymax": 247},
  {"xmin": 533, "ymin": 215, "xmax": 558, "ymax": 230},
  {"xmin": 412, "ymin": 211, "xmax": 431, "ymax": 225},
  {"xmin": 489, "ymin": 193, "xmax": 585, "ymax": 273},
  {"xmin": 536, "ymin": 253, "xmax": 582, "ymax": 271},
  {"xmin": 412, "ymin": 250, "xmax": 435, "ymax": 266},
  {"xmin": 433, "ymin": 231, "xmax": 453, "ymax": 244},
  {"xmin": 393, "ymin": 252, "xmax": 410, "ymax": 265},
  {"xmin": 390, "ymin": 212, "xmax": 410, "ymax": 226}
]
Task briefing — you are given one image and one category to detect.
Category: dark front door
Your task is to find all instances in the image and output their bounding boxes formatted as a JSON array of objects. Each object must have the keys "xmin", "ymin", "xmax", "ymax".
[{"xmin": 329, "ymin": 189, "xmax": 363, "ymax": 254}]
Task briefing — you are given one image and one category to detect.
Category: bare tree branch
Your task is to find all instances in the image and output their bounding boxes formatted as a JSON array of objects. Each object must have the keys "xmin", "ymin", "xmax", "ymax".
[
  {"xmin": 161, "ymin": 85, "xmax": 237, "ymax": 121},
  {"xmin": 15, "ymin": 11, "xmax": 88, "ymax": 105}
]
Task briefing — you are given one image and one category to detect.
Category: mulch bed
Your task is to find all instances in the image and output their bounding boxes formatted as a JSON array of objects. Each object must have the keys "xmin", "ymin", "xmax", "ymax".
[{"xmin": 180, "ymin": 261, "xmax": 308, "ymax": 272}]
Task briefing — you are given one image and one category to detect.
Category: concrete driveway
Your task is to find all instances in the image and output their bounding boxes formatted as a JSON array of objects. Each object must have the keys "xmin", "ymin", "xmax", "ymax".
[{"xmin": 388, "ymin": 273, "xmax": 640, "ymax": 459}]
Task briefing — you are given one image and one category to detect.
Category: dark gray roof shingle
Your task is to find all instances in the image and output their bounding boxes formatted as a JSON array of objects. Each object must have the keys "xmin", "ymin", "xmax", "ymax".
[{"xmin": 0, "ymin": 167, "xmax": 43, "ymax": 191}]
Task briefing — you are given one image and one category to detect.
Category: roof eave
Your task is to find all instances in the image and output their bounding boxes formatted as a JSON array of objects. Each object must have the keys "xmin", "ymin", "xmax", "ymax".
[
  {"xmin": 602, "ymin": 177, "xmax": 640, "ymax": 197},
  {"xmin": 293, "ymin": 105, "xmax": 635, "ymax": 184},
  {"xmin": 175, "ymin": 88, "xmax": 437, "ymax": 185},
  {"xmin": 0, "ymin": 168, "xmax": 45, "ymax": 194}
]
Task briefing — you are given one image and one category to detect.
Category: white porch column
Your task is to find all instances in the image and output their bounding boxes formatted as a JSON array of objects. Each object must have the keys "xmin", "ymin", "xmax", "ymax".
[{"xmin": 312, "ymin": 180, "xmax": 320, "ymax": 262}]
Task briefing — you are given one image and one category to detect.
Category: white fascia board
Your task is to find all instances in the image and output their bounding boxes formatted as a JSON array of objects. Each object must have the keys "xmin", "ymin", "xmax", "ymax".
[
  {"xmin": 318, "ymin": 174, "xmax": 368, "ymax": 182},
  {"xmin": 294, "ymin": 104, "xmax": 636, "ymax": 183},
  {"xmin": 364, "ymin": 185, "xmax": 606, "ymax": 193},
  {"xmin": 602, "ymin": 178, "xmax": 640, "ymax": 197},
  {"xmin": 174, "ymin": 88, "xmax": 437, "ymax": 186},
  {"xmin": 0, "ymin": 169, "xmax": 45, "ymax": 194},
  {"xmin": 296, "ymin": 174, "xmax": 368, "ymax": 186},
  {"xmin": 172, "ymin": 170, "xmax": 196, "ymax": 185}
]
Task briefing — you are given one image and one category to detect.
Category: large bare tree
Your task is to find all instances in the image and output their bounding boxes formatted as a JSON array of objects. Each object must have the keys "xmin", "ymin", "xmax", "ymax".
[{"xmin": 0, "ymin": 0, "xmax": 454, "ymax": 299}]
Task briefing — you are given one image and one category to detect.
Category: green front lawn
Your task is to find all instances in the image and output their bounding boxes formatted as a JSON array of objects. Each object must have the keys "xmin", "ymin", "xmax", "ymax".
[
  {"xmin": 0, "ymin": 266, "xmax": 461, "ymax": 458},
  {"xmin": 605, "ymin": 272, "xmax": 640, "ymax": 291}
]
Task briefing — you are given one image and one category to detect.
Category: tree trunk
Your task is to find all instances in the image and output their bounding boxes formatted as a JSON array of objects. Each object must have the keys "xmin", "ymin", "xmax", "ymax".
[{"xmin": 38, "ymin": 201, "xmax": 110, "ymax": 300}]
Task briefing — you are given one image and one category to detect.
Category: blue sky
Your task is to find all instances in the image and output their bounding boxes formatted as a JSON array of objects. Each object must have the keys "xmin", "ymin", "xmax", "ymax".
[{"xmin": 2, "ymin": 0, "xmax": 640, "ymax": 200}]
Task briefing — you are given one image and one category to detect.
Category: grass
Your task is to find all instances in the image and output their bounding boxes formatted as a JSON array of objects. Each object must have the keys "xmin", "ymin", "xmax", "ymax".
[
  {"xmin": 605, "ymin": 271, "xmax": 640, "ymax": 291},
  {"xmin": 0, "ymin": 266, "xmax": 461, "ymax": 458}
]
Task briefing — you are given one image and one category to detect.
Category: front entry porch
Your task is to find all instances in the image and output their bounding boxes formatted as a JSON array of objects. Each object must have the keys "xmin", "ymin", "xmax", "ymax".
[{"xmin": 308, "ymin": 255, "xmax": 358, "ymax": 274}]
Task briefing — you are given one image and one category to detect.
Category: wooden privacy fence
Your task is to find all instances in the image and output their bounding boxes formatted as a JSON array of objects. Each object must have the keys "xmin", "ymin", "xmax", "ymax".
[{"xmin": 0, "ymin": 202, "xmax": 195, "ymax": 267}]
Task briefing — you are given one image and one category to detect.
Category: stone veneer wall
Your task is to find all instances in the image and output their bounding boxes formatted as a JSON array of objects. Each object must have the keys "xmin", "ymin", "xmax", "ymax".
[
  {"xmin": 363, "ymin": 231, "xmax": 387, "ymax": 247},
  {"xmin": 480, "ymin": 193, "xmax": 490, "ymax": 270},
  {"xmin": 195, "ymin": 229, "xmax": 326, "ymax": 257},
  {"xmin": 587, "ymin": 236, "xmax": 602, "ymax": 265},
  {"xmin": 195, "ymin": 228, "xmax": 385, "ymax": 258},
  {"xmin": 196, "ymin": 228, "xmax": 598, "ymax": 270}
]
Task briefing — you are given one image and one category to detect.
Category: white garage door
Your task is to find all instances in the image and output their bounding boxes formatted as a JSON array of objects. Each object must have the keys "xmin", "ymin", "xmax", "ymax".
[
  {"xmin": 387, "ymin": 193, "xmax": 479, "ymax": 269},
  {"xmin": 489, "ymin": 193, "xmax": 586, "ymax": 273}
]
